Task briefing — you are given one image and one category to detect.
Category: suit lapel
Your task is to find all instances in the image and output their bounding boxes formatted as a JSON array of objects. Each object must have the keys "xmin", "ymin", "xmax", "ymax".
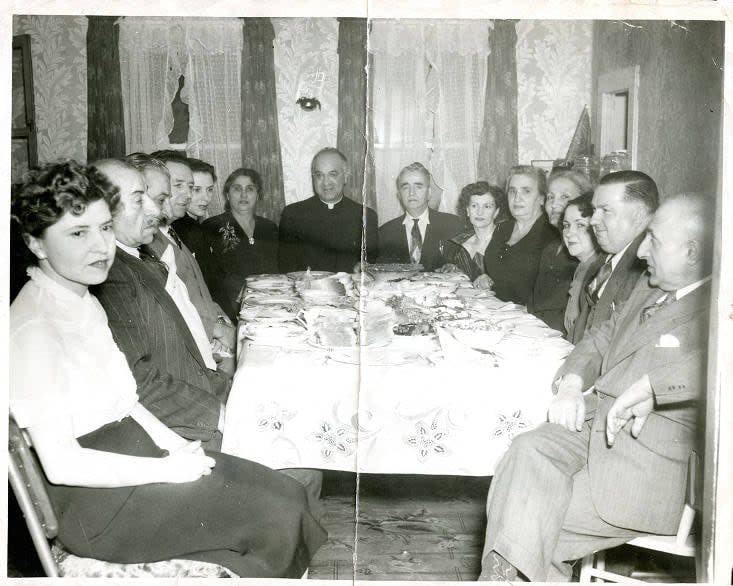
[
  {"xmin": 116, "ymin": 247, "xmax": 207, "ymax": 368},
  {"xmin": 422, "ymin": 211, "xmax": 440, "ymax": 268},
  {"xmin": 396, "ymin": 214, "xmax": 411, "ymax": 260},
  {"xmin": 605, "ymin": 281, "xmax": 710, "ymax": 369},
  {"xmin": 595, "ymin": 233, "xmax": 643, "ymax": 315}
]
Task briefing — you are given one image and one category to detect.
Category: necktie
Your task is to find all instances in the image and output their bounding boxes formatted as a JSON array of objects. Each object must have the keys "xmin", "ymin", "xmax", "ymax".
[
  {"xmin": 168, "ymin": 225, "xmax": 183, "ymax": 249},
  {"xmin": 640, "ymin": 292, "xmax": 676, "ymax": 324},
  {"xmin": 410, "ymin": 219, "xmax": 423, "ymax": 263},
  {"xmin": 139, "ymin": 246, "xmax": 169, "ymax": 278},
  {"xmin": 587, "ymin": 257, "xmax": 613, "ymax": 302}
]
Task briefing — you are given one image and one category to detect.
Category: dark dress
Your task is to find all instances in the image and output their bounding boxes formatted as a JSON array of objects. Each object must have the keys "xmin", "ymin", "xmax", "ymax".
[
  {"xmin": 10, "ymin": 273, "xmax": 326, "ymax": 578},
  {"xmin": 172, "ymin": 214, "xmax": 209, "ymax": 260},
  {"xmin": 200, "ymin": 213, "xmax": 279, "ymax": 321},
  {"xmin": 50, "ymin": 418, "xmax": 327, "ymax": 578},
  {"xmin": 527, "ymin": 238, "xmax": 579, "ymax": 333},
  {"xmin": 442, "ymin": 230, "xmax": 487, "ymax": 281},
  {"xmin": 483, "ymin": 215, "xmax": 557, "ymax": 305},
  {"xmin": 278, "ymin": 195, "xmax": 378, "ymax": 274}
]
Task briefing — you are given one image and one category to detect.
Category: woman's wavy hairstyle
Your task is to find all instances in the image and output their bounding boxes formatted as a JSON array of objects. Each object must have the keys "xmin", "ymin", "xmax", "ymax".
[
  {"xmin": 12, "ymin": 160, "xmax": 120, "ymax": 238},
  {"xmin": 456, "ymin": 181, "xmax": 508, "ymax": 226}
]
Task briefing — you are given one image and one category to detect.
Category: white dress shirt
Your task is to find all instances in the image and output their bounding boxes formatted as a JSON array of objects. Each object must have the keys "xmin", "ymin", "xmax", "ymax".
[
  {"xmin": 402, "ymin": 209, "xmax": 430, "ymax": 262},
  {"xmin": 10, "ymin": 267, "xmax": 139, "ymax": 437}
]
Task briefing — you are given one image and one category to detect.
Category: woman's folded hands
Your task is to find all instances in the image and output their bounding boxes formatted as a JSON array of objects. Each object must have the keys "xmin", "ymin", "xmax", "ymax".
[{"xmin": 162, "ymin": 441, "xmax": 216, "ymax": 483}]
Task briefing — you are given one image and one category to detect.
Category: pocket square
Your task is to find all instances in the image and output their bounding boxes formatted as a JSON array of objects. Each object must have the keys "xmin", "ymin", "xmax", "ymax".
[{"xmin": 656, "ymin": 334, "xmax": 680, "ymax": 348}]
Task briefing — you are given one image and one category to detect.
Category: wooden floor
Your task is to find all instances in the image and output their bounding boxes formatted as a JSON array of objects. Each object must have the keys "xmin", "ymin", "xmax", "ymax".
[
  {"xmin": 310, "ymin": 471, "xmax": 697, "ymax": 582},
  {"xmin": 8, "ymin": 471, "xmax": 697, "ymax": 581},
  {"xmin": 310, "ymin": 472, "xmax": 491, "ymax": 581}
]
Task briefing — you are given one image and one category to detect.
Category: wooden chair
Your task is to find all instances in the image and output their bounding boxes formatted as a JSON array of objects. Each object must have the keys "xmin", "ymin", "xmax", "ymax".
[
  {"xmin": 578, "ymin": 452, "xmax": 701, "ymax": 583},
  {"xmin": 8, "ymin": 416, "xmax": 237, "ymax": 578}
]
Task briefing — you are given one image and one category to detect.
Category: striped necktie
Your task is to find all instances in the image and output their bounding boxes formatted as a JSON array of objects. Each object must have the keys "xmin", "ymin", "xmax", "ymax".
[
  {"xmin": 168, "ymin": 225, "xmax": 183, "ymax": 249},
  {"xmin": 587, "ymin": 257, "xmax": 613, "ymax": 302},
  {"xmin": 410, "ymin": 219, "xmax": 422, "ymax": 263}
]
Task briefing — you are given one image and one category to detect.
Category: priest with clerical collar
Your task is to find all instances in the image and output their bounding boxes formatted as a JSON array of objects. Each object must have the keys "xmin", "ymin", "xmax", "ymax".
[{"xmin": 277, "ymin": 147, "xmax": 378, "ymax": 274}]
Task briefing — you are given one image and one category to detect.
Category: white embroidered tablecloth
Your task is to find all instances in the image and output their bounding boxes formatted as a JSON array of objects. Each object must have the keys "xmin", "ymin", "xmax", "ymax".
[{"xmin": 221, "ymin": 318, "xmax": 573, "ymax": 476}]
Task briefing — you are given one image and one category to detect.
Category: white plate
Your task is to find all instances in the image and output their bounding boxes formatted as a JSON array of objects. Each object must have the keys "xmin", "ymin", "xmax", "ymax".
[{"xmin": 287, "ymin": 270, "xmax": 335, "ymax": 280}]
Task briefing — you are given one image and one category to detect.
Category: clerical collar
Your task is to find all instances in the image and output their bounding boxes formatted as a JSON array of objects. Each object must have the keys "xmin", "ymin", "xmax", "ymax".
[
  {"xmin": 116, "ymin": 241, "xmax": 140, "ymax": 259},
  {"xmin": 318, "ymin": 196, "xmax": 343, "ymax": 210}
]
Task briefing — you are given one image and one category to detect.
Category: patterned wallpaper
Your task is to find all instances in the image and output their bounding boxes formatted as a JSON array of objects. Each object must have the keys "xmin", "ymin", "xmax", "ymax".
[
  {"xmin": 12, "ymin": 15, "xmax": 88, "ymax": 166},
  {"xmin": 593, "ymin": 20, "xmax": 723, "ymax": 199},
  {"xmin": 272, "ymin": 18, "xmax": 339, "ymax": 205},
  {"xmin": 516, "ymin": 20, "xmax": 593, "ymax": 164}
]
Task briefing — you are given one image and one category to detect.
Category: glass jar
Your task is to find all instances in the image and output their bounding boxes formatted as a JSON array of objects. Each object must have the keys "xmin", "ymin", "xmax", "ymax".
[
  {"xmin": 600, "ymin": 150, "xmax": 631, "ymax": 178},
  {"xmin": 573, "ymin": 155, "xmax": 600, "ymax": 185}
]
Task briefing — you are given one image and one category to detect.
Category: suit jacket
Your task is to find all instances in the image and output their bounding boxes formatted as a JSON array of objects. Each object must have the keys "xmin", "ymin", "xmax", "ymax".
[
  {"xmin": 278, "ymin": 195, "xmax": 378, "ymax": 273},
  {"xmin": 92, "ymin": 247, "xmax": 230, "ymax": 443},
  {"xmin": 172, "ymin": 214, "xmax": 209, "ymax": 260},
  {"xmin": 377, "ymin": 209, "xmax": 463, "ymax": 271},
  {"xmin": 557, "ymin": 277, "xmax": 710, "ymax": 534},
  {"xmin": 568, "ymin": 231, "xmax": 647, "ymax": 344},
  {"xmin": 146, "ymin": 229, "xmax": 222, "ymax": 339}
]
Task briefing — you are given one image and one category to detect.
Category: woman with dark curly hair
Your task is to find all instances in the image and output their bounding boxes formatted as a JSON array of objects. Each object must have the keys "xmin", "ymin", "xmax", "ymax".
[
  {"xmin": 9, "ymin": 161, "xmax": 326, "ymax": 577},
  {"xmin": 439, "ymin": 181, "xmax": 506, "ymax": 287},
  {"xmin": 199, "ymin": 168, "xmax": 279, "ymax": 320},
  {"xmin": 561, "ymin": 192, "xmax": 601, "ymax": 338}
]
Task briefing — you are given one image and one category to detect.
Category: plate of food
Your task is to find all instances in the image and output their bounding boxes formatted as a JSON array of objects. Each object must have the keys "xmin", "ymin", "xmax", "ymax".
[{"xmin": 364, "ymin": 263, "xmax": 423, "ymax": 282}]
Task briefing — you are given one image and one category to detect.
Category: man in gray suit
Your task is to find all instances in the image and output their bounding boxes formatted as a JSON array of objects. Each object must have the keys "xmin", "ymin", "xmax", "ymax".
[
  {"xmin": 568, "ymin": 171, "xmax": 659, "ymax": 343},
  {"xmin": 479, "ymin": 192, "xmax": 712, "ymax": 581}
]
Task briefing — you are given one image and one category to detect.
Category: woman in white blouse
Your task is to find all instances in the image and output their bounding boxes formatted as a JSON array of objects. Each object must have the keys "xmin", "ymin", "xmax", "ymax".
[{"xmin": 10, "ymin": 161, "xmax": 326, "ymax": 577}]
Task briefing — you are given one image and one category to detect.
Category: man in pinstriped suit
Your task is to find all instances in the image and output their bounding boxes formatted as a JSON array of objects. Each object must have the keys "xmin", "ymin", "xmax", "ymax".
[
  {"xmin": 91, "ymin": 159, "xmax": 229, "ymax": 449},
  {"xmin": 479, "ymin": 193, "xmax": 712, "ymax": 581}
]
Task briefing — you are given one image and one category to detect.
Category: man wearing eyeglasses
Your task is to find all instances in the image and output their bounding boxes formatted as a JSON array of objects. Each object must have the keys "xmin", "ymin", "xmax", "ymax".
[{"xmin": 277, "ymin": 147, "xmax": 378, "ymax": 273}]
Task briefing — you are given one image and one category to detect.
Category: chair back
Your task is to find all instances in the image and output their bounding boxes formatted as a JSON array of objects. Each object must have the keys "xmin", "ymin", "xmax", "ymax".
[{"xmin": 8, "ymin": 416, "xmax": 60, "ymax": 577}]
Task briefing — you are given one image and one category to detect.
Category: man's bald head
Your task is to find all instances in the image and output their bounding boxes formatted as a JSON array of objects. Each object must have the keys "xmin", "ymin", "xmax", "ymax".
[
  {"xmin": 92, "ymin": 158, "xmax": 160, "ymax": 247},
  {"xmin": 637, "ymin": 193, "xmax": 713, "ymax": 291}
]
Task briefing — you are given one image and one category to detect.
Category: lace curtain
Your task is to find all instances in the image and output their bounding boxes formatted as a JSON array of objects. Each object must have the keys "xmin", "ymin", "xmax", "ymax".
[
  {"xmin": 119, "ymin": 17, "xmax": 242, "ymax": 216},
  {"xmin": 183, "ymin": 19, "xmax": 242, "ymax": 216},
  {"xmin": 119, "ymin": 18, "xmax": 184, "ymax": 154},
  {"xmin": 369, "ymin": 20, "xmax": 490, "ymax": 223},
  {"xmin": 369, "ymin": 21, "xmax": 430, "ymax": 224}
]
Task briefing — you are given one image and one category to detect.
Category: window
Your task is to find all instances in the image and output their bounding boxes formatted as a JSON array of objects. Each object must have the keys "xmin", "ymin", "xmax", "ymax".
[{"xmin": 12, "ymin": 35, "xmax": 37, "ymax": 185}]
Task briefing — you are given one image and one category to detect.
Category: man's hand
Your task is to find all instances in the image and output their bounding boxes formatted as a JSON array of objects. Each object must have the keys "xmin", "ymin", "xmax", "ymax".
[
  {"xmin": 437, "ymin": 263, "xmax": 460, "ymax": 274},
  {"xmin": 213, "ymin": 321, "xmax": 236, "ymax": 351},
  {"xmin": 606, "ymin": 374, "xmax": 654, "ymax": 446},
  {"xmin": 548, "ymin": 374, "xmax": 585, "ymax": 432}
]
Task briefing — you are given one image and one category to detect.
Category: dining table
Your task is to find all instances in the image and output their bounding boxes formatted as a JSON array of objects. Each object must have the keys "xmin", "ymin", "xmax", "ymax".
[{"xmin": 220, "ymin": 270, "xmax": 574, "ymax": 476}]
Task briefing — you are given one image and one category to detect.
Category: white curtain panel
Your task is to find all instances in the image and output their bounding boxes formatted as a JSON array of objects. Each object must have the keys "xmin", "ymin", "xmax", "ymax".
[
  {"xmin": 119, "ymin": 17, "xmax": 185, "ymax": 154},
  {"xmin": 369, "ymin": 20, "xmax": 490, "ymax": 224},
  {"xmin": 183, "ymin": 19, "xmax": 243, "ymax": 217},
  {"xmin": 369, "ymin": 20, "xmax": 431, "ymax": 225},
  {"xmin": 426, "ymin": 21, "xmax": 490, "ymax": 216}
]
